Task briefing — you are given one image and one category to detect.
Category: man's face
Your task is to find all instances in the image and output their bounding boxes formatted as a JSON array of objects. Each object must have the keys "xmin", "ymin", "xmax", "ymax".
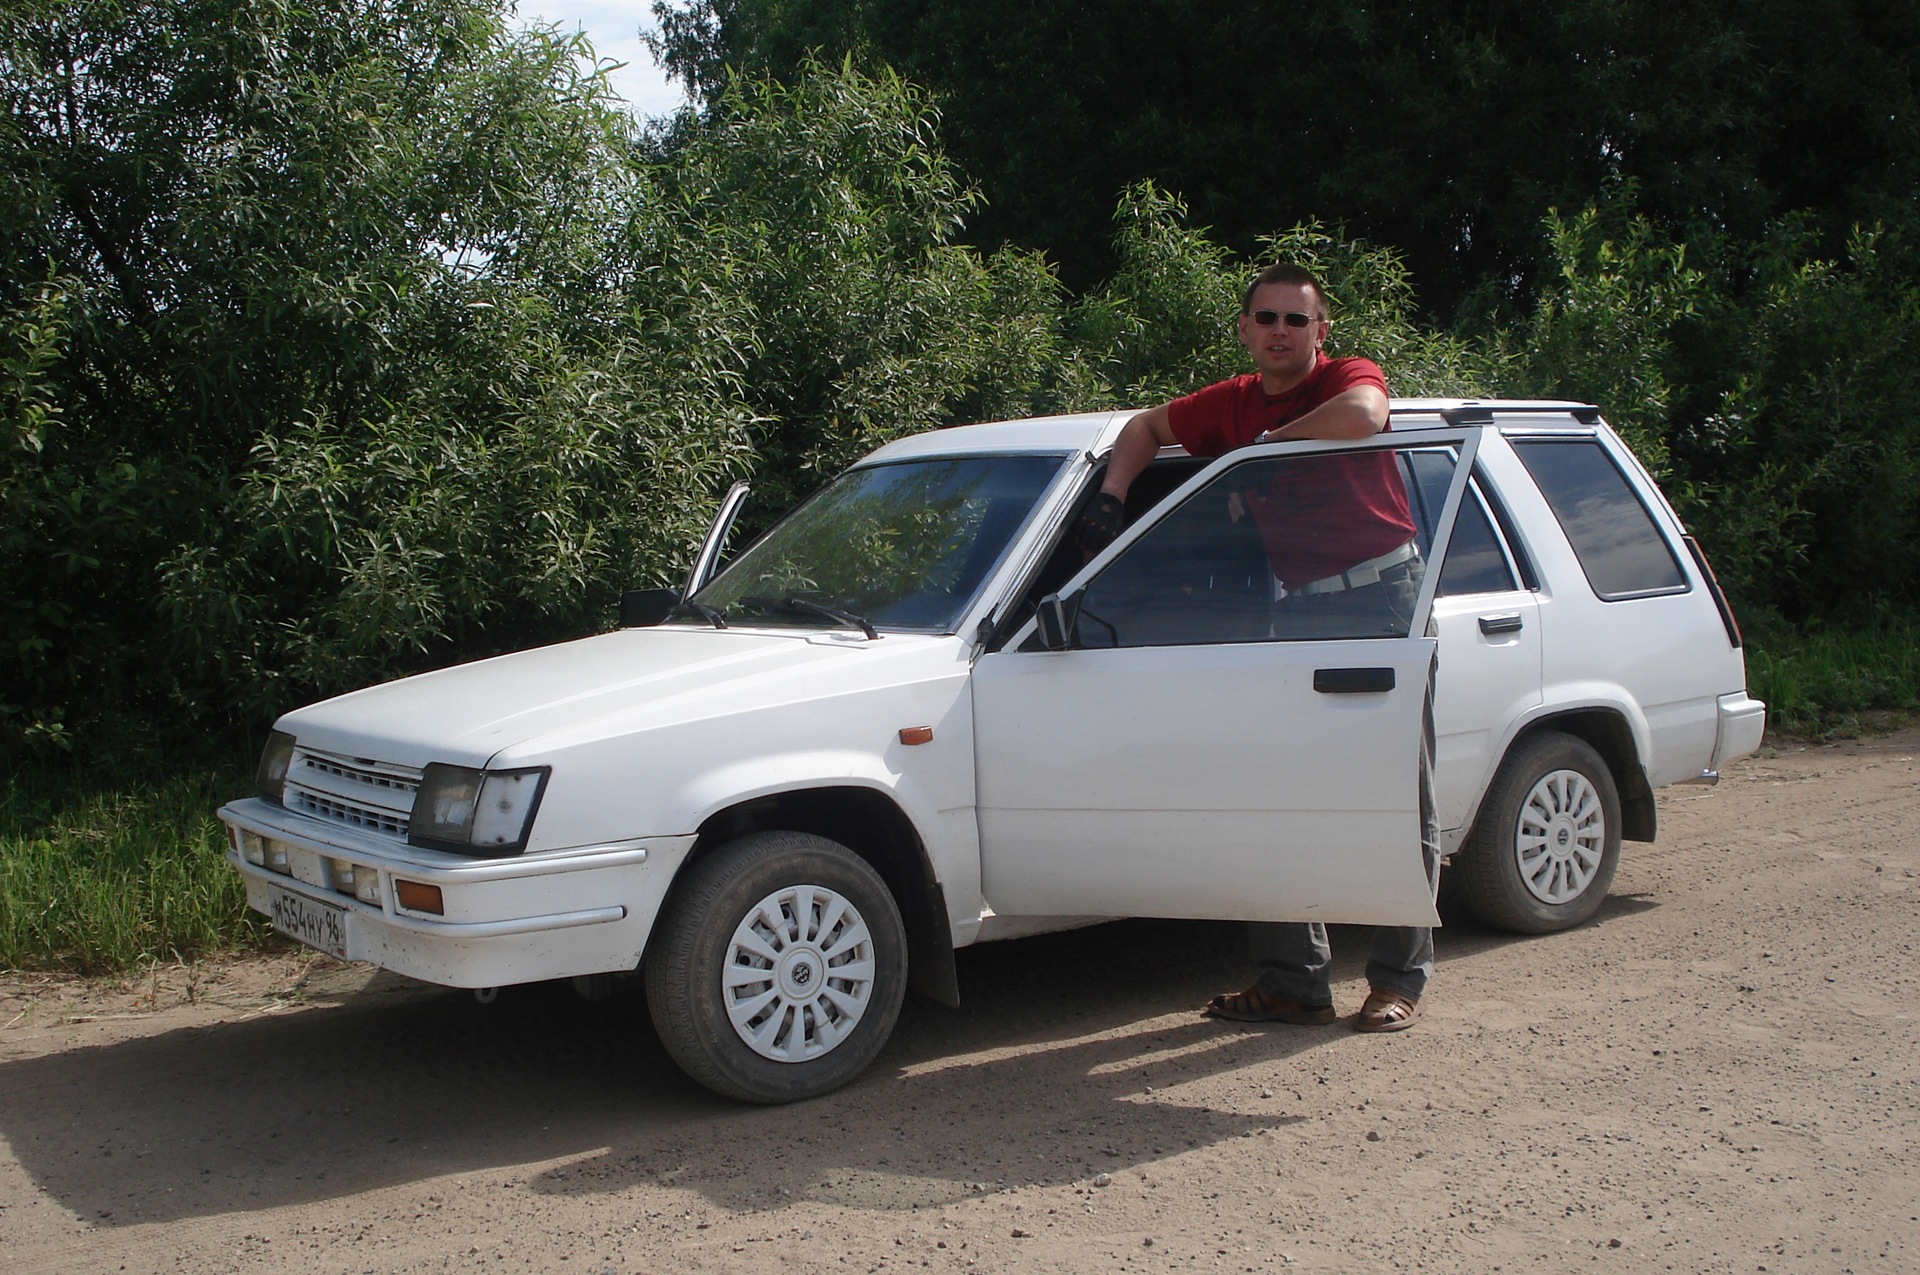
[{"xmin": 1237, "ymin": 281, "xmax": 1328, "ymax": 391}]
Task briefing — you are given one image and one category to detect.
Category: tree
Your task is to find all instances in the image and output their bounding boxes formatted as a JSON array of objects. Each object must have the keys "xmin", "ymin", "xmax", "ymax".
[
  {"xmin": 2, "ymin": 0, "xmax": 740, "ymax": 743},
  {"xmin": 2, "ymin": 12, "xmax": 1071, "ymax": 752},
  {"xmin": 650, "ymin": 1, "xmax": 1920, "ymax": 313}
]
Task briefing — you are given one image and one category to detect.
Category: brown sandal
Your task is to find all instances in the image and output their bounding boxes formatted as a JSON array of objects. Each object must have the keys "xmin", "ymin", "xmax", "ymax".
[
  {"xmin": 1202, "ymin": 986, "xmax": 1336, "ymax": 1025},
  {"xmin": 1354, "ymin": 988, "xmax": 1421, "ymax": 1033}
]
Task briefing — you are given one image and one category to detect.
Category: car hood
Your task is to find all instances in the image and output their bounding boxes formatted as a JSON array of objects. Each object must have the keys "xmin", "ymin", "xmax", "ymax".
[{"xmin": 276, "ymin": 626, "xmax": 937, "ymax": 771}]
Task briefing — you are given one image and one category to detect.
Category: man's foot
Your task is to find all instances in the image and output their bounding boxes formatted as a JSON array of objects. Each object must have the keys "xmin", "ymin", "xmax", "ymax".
[
  {"xmin": 1202, "ymin": 986, "xmax": 1336, "ymax": 1025},
  {"xmin": 1354, "ymin": 987, "xmax": 1421, "ymax": 1033}
]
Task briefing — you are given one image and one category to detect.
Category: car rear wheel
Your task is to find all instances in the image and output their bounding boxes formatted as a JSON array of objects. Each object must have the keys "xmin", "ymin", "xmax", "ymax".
[
  {"xmin": 645, "ymin": 831, "xmax": 907, "ymax": 1103},
  {"xmin": 1453, "ymin": 731, "xmax": 1621, "ymax": 934}
]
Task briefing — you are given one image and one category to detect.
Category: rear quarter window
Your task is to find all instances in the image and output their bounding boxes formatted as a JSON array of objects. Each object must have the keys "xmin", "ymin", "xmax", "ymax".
[{"xmin": 1512, "ymin": 439, "xmax": 1687, "ymax": 600}]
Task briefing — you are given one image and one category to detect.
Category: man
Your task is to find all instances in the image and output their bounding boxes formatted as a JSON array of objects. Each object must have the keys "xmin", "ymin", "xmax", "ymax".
[{"xmin": 1080, "ymin": 262, "xmax": 1438, "ymax": 1033}]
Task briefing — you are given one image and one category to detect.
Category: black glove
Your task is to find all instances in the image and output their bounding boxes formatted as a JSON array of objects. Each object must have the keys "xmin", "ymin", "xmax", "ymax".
[{"xmin": 1071, "ymin": 492, "xmax": 1126, "ymax": 560}]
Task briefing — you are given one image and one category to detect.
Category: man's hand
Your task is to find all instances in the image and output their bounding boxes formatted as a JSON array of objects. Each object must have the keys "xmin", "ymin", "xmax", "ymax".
[{"xmin": 1071, "ymin": 492, "xmax": 1126, "ymax": 561}]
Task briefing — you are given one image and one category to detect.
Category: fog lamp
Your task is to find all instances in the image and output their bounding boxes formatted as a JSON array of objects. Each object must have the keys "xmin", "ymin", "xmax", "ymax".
[
  {"xmin": 235, "ymin": 828, "xmax": 267, "ymax": 866},
  {"xmin": 328, "ymin": 857, "xmax": 382, "ymax": 905}
]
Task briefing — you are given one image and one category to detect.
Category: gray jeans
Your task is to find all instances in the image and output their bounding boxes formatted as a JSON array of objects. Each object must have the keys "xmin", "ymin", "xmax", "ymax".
[
  {"xmin": 1270, "ymin": 552, "xmax": 1422, "ymax": 640},
  {"xmin": 1251, "ymin": 563, "xmax": 1440, "ymax": 1003}
]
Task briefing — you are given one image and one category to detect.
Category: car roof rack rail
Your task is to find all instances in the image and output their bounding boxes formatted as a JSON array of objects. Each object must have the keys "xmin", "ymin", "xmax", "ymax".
[{"xmin": 1394, "ymin": 402, "xmax": 1603, "ymax": 429}]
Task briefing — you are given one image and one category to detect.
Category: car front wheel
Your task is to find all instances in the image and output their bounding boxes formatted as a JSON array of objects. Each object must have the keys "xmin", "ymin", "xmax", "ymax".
[
  {"xmin": 1453, "ymin": 730, "xmax": 1622, "ymax": 934},
  {"xmin": 645, "ymin": 831, "xmax": 907, "ymax": 1103}
]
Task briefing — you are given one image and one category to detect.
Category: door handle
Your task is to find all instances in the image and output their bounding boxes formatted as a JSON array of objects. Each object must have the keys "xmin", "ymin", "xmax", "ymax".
[
  {"xmin": 1313, "ymin": 667, "xmax": 1396, "ymax": 694},
  {"xmin": 1478, "ymin": 613, "xmax": 1524, "ymax": 635}
]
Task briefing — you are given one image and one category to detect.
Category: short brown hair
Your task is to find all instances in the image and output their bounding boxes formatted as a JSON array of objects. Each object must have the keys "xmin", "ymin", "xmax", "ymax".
[{"xmin": 1241, "ymin": 263, "xmax": 1328, "ymax": 319}]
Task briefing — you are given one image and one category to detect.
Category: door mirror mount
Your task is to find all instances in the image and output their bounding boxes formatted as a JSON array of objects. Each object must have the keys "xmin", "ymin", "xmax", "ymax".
[{"xmin": 619, "ymin": 587, "xmax": 681, "ymax": 628}]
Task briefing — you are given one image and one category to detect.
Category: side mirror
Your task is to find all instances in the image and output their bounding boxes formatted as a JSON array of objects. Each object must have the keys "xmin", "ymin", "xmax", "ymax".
[
  {"xmin": 1034, "ymin": 590, "xmax": 1082, "ymax": 650},
  {"xmin": 619, "ymin": 587, "xmax": 681, "ymax": 628}
]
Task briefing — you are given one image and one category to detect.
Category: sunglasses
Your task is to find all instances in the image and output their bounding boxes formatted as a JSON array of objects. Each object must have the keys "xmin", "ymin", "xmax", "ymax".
[{"xmin": 1250, "ymin": 309, "xmax": 1318, "ymax": 329}]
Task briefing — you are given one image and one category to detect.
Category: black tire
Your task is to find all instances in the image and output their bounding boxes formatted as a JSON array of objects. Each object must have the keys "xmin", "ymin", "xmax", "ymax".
[
  {"xmin": 1453, "ymin": 731, "xmax": 1622, "ymax": 934},
  {"xmin": 644, "ymin": 831, "xmax": 907, "ymax": 1103}
]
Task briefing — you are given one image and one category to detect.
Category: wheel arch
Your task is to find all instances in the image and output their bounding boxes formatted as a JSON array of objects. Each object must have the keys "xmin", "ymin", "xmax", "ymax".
[
  {"xmin": 676, "ymin": 785, "xmax": 961, "ymax": 1007},
  {"xmin": 1512, "ymin": 709, "xmax": 1656, "ymax": 843}
]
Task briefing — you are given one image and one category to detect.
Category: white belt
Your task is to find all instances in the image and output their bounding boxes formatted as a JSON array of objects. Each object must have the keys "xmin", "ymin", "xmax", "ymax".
[{"xmin": 1288, "ymin": 540, "xmax": 1420, "ymax": 597}]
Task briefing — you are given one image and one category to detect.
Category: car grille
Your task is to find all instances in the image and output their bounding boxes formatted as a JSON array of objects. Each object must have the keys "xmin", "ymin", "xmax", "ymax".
[{"xmin": 284, "ymin": 747, "xmax": 420, "ymax": 840}]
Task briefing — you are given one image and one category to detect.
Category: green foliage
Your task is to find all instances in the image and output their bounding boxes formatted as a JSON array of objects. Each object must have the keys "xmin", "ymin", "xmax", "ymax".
[
  {"xmin": 637, "ymin": 60, "xmax": 1068, "ymax": 515},
  {"xmin": 0, "ymin": 761, "xmax": 260, "ymax": 971},
  {"xmin": 1672, "ymin": 221, "xmax": 1920, "ymax": 617},
  {"xmin": 1, "ymin": 0, "xmax": 771, "ymax": 741},
  {"xmin": 1055, "ymin": 182, "xmax": 1245, "ymax": 405},
  {"xmin": 651, "ymin": 1, "xmax": 1920, "ymax": 310},
  {"xmin": 1053, "ymin": 188, "xmax": 1502, "ymax": 408},
  {"xmin": 1, "ymin": 274, "xmax": 79, "ymax": 747},
  {"xmin": 5, "ymin": 0, "xmax": 1918, "ymax": 770},
  {"xmin": 1745, "ymin": 605, "xmax": 1920, "ymax": 738},
  {"xmin": 1496, "ymin": 188, "xmax": 1708, "ymax": 472}
]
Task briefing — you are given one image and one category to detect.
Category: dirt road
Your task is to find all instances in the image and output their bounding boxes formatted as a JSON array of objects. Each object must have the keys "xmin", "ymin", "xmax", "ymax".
[{"xmin": 3, "ymin": 732, "xmax": 1916, "ymax": 1274}]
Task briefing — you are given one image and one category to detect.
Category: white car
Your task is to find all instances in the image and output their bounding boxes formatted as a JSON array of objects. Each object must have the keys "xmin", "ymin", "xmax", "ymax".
[{"xmin": 218, "ymin": 401, "xmax": 1766, "ymax": 1102}]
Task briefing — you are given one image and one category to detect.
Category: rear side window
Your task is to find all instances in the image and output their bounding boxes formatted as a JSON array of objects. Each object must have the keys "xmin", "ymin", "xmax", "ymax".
[{"xmin": 1512, "ymin": 440, "xmax": 1687, "ymax": 600}]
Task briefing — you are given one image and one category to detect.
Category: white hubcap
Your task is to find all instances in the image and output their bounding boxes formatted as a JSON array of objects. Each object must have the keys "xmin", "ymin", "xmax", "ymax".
[
  {"xmin": 723, "ymin": 883, "xmax": 877, "ymax": 1062},
  {"xmin": 1514, "ymin": 768, "xmax": 1606, "ymax": 905}
]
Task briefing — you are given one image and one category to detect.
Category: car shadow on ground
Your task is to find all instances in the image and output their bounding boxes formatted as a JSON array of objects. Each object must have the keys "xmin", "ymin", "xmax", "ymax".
[{"xmin": 0, "ymin": 899, "xmax": 1658, "ymax": 1226}]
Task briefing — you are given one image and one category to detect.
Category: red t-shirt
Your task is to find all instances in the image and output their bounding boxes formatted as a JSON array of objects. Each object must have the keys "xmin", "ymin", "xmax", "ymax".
[{"xmin": 1166, "ymin": 356, "xmax": 1414, "ymax": 586}]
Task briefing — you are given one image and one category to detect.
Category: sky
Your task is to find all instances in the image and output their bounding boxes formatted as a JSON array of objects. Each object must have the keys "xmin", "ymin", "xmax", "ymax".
[{"xmin": 519, "ymin": 2, "xmax": 688, "ymax": 118}]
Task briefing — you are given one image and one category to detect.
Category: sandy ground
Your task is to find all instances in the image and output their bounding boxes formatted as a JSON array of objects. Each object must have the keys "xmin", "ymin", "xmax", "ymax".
[{"xmin": 2, "ymin": 731, "xmax": 1916, "ymax": 1274}]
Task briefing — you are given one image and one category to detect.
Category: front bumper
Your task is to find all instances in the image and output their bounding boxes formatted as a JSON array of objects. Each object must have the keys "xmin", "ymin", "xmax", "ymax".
[{"xmin": 218, "ymin": 798, "xmax": 696, "ymax": 989}]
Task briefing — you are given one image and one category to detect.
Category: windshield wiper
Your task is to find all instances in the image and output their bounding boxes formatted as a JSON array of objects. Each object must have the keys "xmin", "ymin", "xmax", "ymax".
[
  {"xmin": 739, "ymin": 595, "xmax": 880, "ymax": 640},
  {"xmin": 668, "ymin": 600, "xmax": 728, "ymax": 629}
]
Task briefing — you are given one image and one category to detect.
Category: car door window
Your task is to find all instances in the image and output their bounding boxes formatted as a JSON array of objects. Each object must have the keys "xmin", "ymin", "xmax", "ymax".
[{"xmin": 1070, "ymin": 443, "xmax": 1455, "ymax": 647}]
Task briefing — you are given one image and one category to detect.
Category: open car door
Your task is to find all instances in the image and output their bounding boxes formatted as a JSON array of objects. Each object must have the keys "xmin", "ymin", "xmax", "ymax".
[{"xmin": 970, "ymin": 428, "xmax": 1480, "ymax": 927}]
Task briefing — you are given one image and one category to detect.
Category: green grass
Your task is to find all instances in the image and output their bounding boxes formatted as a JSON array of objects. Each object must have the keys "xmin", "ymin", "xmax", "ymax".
[
  {"xmin": 0, "ymin": 761, "xmax": 265, "ymax": 973},
  {"xmin": 1744, "ymin": 610, "xmax": 1920, "ymax": 738}
]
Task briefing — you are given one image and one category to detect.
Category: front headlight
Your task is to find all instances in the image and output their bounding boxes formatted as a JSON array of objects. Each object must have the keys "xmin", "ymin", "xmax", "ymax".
[
  {"xmin": 255, "ymin": 730, "xmax": 296, "ymax": 804},
  {"xmin": 408, "ymin": 764, "xmax": 550, "ymax": 857}
]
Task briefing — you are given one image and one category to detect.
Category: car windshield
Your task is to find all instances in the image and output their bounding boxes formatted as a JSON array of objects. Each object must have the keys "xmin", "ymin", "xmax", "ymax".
[{"xmin": 689, "ymin": 453, "xmax": 1070, "ymax": 633}]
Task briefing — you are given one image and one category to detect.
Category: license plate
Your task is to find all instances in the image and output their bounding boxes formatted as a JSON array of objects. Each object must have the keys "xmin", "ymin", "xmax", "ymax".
[{"xmin": 267, "ymin": 884, "xmax": 349, "ymax": 959}]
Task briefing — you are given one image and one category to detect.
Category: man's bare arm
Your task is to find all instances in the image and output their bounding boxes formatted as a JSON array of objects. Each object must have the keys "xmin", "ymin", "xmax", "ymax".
[
  {"xmin": 1098, "ymin": 383, "xmax": 1385, "ymax": 502},
  {"xmin": 1099, "ymin": 404, "xmax": 1178, "ymax": 501},
  {"xmin": 1256, "ymin": 386, "xmax": 1389, "ymax": 443}
]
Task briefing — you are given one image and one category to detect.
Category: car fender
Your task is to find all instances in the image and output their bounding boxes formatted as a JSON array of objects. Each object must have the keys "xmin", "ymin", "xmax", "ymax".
[
  {"xmin": 1449, "ymin": 685, "xmax": 1655, "ymax": 849},
  {"xmin": 666, "ymin": 745, "xmax": 983, "ymax": 930}
]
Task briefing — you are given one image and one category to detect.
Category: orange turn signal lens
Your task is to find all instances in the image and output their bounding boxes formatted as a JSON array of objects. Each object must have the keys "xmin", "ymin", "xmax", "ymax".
[
  {"xmin": 394, "ymin": 880, "xmax": 444, "ymax": 915},
  {"xmin": 898, "ymin": 726, "xmax": 934, "ymax": 746}
]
